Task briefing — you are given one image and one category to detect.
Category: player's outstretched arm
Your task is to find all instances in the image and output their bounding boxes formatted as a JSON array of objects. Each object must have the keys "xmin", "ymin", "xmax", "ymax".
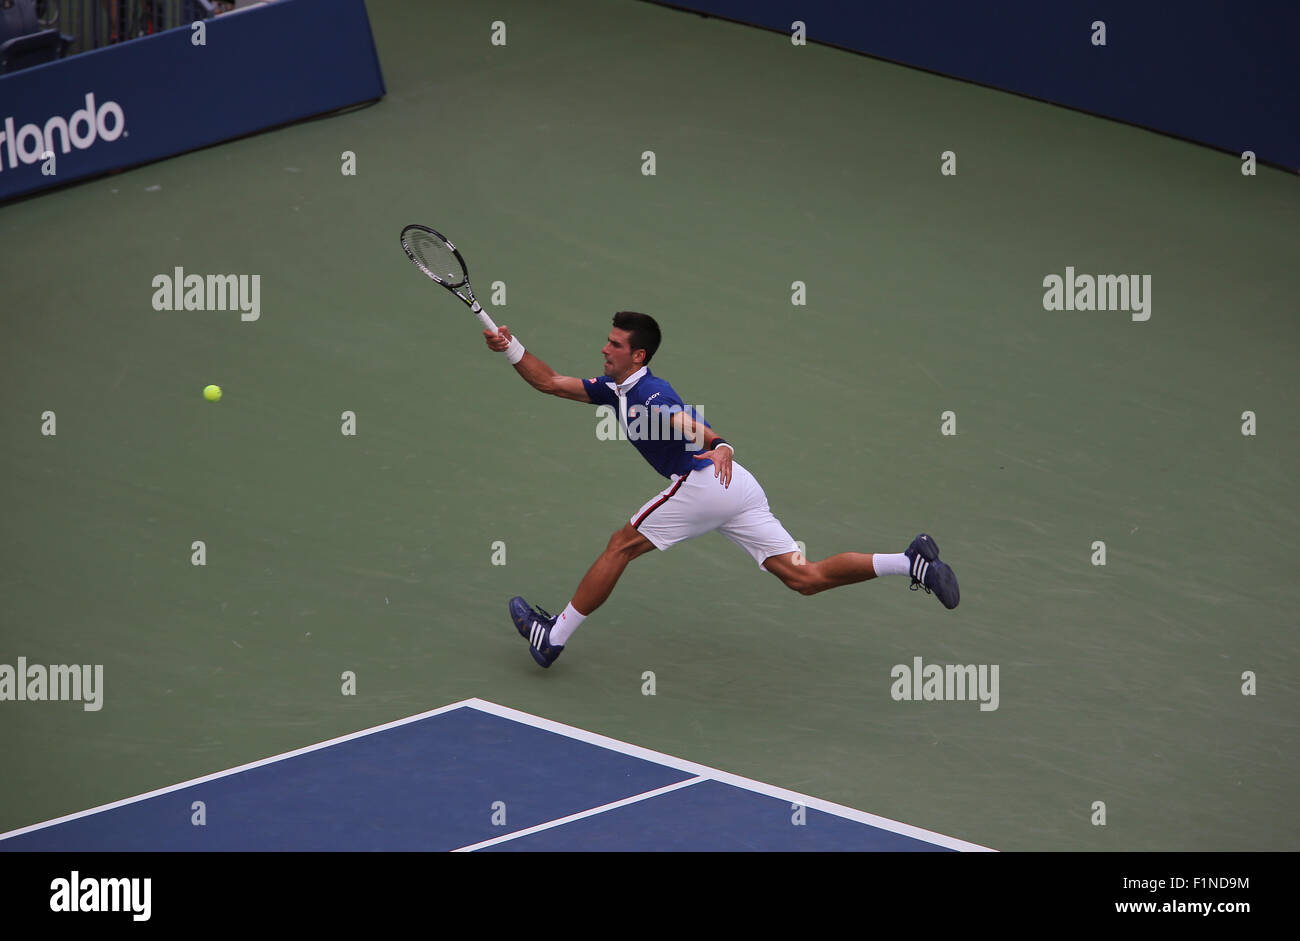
[{"xmin": 484, "ymin": 326, "xmax": 590, "ymax": 402}]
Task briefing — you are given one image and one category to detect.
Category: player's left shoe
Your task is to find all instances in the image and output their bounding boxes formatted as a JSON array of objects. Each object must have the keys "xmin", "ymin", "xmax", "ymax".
[
  {"xmin": 904, "ymin": 534, "xmax": 960, "ymax": 609},
  {"xmin": 507, "ymin": 596, "xmax": 564, "ymax": 667}
]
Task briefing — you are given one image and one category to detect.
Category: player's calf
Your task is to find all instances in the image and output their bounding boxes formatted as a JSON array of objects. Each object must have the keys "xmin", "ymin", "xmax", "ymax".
[
  {"xmin": 571, "ymin": 523, "xmax": 656, "ymax": 616},
  {"xmin": 763, "ymin": 552, "xmax": 834, "ymax": 595}
]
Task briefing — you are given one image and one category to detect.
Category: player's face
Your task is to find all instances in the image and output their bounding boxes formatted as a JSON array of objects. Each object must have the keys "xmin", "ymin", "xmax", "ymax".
[{"xmin": 602, "ymin": 327, "xmax": 642, "ymax": 381}]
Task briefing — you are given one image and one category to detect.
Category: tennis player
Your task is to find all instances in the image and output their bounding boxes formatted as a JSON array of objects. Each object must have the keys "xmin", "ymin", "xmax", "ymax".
[{"xmin": 485, "ymin": 311, "xmax": 959, "ymax": 668}]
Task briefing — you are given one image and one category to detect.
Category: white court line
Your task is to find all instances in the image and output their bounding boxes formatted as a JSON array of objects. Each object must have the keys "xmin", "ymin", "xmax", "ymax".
[
  {"xmin": 2, "ymin": 696, "xmax": 994, "ymax": 851},
  {"xmin": 451, "ymin": 776, "xmax": 708, "ymax": 852},
  {"xmin": 459, "ymin": 698, "xmax": 996, "ymax": 852},
  {"xmin": 0, "ymin": 697, "xmax": 481, "ymax": 842}
]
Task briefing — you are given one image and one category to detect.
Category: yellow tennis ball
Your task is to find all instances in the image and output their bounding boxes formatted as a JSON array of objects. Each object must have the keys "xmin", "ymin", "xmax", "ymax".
[{"xmin": 203, "ymin": 384, "xmax": 222, "ymax": 402}]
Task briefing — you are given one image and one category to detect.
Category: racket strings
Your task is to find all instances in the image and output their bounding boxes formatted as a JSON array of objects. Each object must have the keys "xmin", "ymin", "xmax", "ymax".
[{"xmin": 405, "ymin": 230, "xmax": 466, "ymax": 286}]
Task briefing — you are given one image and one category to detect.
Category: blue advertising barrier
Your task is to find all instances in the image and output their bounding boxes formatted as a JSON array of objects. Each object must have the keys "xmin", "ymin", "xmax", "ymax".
[
  {"xmin": 0, "ymin": 0, "xmax": 384, "ymax": 201},
  {"xmin": 646, "ymin": 1, "xmax": 1300, "ymax": 172}
]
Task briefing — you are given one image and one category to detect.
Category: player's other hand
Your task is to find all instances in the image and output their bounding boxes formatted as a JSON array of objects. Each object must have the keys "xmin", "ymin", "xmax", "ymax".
[
  {"xmin": 485, "ymin": 325, "xmax": 512, "ymax": 353},
  {"xmin": 695, "ymin": 445, "xmax": 733, "ymax": 488}
]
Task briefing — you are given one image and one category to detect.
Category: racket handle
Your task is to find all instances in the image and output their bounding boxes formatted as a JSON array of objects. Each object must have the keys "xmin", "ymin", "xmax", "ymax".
[{"xmin": 471, "ymin": 301, "xmax": 499, "ymax": 334}]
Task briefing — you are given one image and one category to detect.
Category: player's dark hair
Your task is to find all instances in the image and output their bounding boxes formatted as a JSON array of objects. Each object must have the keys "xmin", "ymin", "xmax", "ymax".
[{"xmin": 612, "ymin": 311, "xmax": 661, "ymax": 366}]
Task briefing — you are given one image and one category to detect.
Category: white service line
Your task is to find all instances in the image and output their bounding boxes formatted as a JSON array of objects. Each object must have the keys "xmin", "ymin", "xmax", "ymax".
[
  {"xmin": 451, "ymin": 776, "xmax": 708, "ymax": 852},
  {"xmin": 459, "ymin": 698, "xmax": 995, "ymax": 852}
]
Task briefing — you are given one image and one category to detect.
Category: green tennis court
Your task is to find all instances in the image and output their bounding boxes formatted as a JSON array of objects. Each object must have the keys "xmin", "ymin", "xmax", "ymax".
[{"xmin": 1, "ymin": 0, "xmax": 1296, "ymax": 851}]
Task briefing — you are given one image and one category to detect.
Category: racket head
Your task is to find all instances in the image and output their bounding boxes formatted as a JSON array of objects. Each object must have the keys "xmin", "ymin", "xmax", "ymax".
[{"xmin": 400, "ymin": 224, "xmax": 470, "ymax": 289}]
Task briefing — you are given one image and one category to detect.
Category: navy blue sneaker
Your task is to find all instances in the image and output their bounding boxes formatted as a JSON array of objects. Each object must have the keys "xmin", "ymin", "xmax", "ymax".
[
  {"xmin": 507, "ymin": 596, "xmax": 564, "ymax": 667},
  {"xmin": 904, "ymin": 534, "xmax": 960, "ymax": 610},
  {"xmin": 508, "ymin": 596, "xmax": 539, "ymax": 639}
]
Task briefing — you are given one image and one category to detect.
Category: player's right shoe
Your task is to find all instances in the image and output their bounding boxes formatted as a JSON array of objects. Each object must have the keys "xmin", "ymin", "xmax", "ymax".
[
  {"xmin": 904, "ymin": 534, "xmax": 960, "ymax": 610},
  {"xmin": 507, "ymin": 596, "xmax": 564, "ymax": 667}
]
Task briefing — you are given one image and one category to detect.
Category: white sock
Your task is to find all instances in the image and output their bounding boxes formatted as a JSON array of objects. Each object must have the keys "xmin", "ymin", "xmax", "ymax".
[
  {"xmin": 549, "ymin": 603, "xmax": 586, "ymax": 646},
  {"xmin": 872, "ymin": 553, "xmax": 911, "ymax": 577}
]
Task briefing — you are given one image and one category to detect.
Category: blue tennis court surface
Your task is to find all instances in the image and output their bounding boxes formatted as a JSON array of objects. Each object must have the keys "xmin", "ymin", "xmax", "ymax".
[{"xmin": 0, "ymin": 700, "xmax": 991, "ymax": 851}]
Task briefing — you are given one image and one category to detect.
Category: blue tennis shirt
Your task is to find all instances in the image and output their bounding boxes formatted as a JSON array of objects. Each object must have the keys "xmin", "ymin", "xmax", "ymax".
[{"xmin": 583, "ymin": 367, "xmax": 713, "ymax": 479}]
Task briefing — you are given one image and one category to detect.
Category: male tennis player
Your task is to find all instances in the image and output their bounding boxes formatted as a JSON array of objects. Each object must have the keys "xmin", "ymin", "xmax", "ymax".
[{"xmin": 485, "ymin": 312, "xmax": 958, "ymax": 668}]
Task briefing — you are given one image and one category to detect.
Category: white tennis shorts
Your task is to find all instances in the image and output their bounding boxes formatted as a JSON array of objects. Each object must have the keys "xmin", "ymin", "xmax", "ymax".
[{"xmin": 630, "ymin": 461, "xmax": 799, "ymax": 567}]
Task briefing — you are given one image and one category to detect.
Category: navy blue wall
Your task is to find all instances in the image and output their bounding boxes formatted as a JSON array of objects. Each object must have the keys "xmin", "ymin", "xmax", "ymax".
[
  {"xmin": 649, "ymin": 1, "xmax": 1300, "ymax": 171},
  {"xmin": 0, "ymin": 0, "xmax": 385, "ymax": 200}
]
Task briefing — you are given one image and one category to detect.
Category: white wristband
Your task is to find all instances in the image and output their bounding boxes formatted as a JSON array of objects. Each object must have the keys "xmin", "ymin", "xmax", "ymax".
[
  {"xmin": 715, "ymin": 442, "xmax": 734, "ymax": 452},
  {"xmin": 504, "ymin": 336, "xmax": 525, "ymax": 365}
]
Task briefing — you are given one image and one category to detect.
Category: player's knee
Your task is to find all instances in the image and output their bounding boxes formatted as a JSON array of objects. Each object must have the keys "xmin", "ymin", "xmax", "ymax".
[
  {"xmin": 795, "ymin": 576, "xmax": 823, "ymax": 596},
  {"xmin": 607, "ymin": 526, "xmax": 648, "ymax": 561},
  {"xmin": 777, "ymin": 564, "xmax": 822, "ymax": 596},
  {"xmin": 604, "ymin": 534, "xmax": 629, "ymax": 560}
]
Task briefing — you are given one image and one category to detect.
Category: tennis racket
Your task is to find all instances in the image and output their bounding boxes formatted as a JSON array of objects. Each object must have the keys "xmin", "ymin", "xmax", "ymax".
[{"xmin": 399, "ymin": 224, "xmax": 499, "ymax": 334}]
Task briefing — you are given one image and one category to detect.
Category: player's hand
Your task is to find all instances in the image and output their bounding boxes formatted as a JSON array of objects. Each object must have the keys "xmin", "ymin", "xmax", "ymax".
[
  {"xmin": 695, "ymin": 446, "xmax": 733, "ymax": 488},
  {"xmin": 485, "ymin": 325, "xmax": 512, "ymax": 353}
]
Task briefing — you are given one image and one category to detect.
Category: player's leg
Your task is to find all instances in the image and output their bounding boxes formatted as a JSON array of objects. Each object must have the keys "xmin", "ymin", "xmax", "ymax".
[
  {"xmin": 569, "ymin": 523, "xmax": 656, "ymax": 619},
  {"xmin": 761, "ymin": 550, "xmax": 878, "ymax": 595},
  {"xmin": 556, "ymin": 467, "xmax": 749, "ymax": 638},
  {"xmin": 717, "ymin": 465, "xmax": 959, "ymax": 607},
  {"xmin": 511, "ymin": 525, "xmax": 653, "ymax": 668},
  {"xmin": 529, "ymin": 523, "xmax": 654, "ymax": 662},
  {"xmin": 761, "ymin": 536, "xmax": 959, "ymax": 607},
  {"xmin": 510, "ymin": 473, "xmax": 713, "ymax": 667}
]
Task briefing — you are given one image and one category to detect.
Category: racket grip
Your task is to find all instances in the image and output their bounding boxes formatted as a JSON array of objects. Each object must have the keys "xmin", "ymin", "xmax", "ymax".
[{"xmin": 471, "ymin": 301, "xmax": 499, "ymax": 334}]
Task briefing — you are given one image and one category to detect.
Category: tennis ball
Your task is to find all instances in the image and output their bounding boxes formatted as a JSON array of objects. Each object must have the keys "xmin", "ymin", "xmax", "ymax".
[{"xmin": 203, "ymin": 384, "xmax": 222, "ymax": 402}]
